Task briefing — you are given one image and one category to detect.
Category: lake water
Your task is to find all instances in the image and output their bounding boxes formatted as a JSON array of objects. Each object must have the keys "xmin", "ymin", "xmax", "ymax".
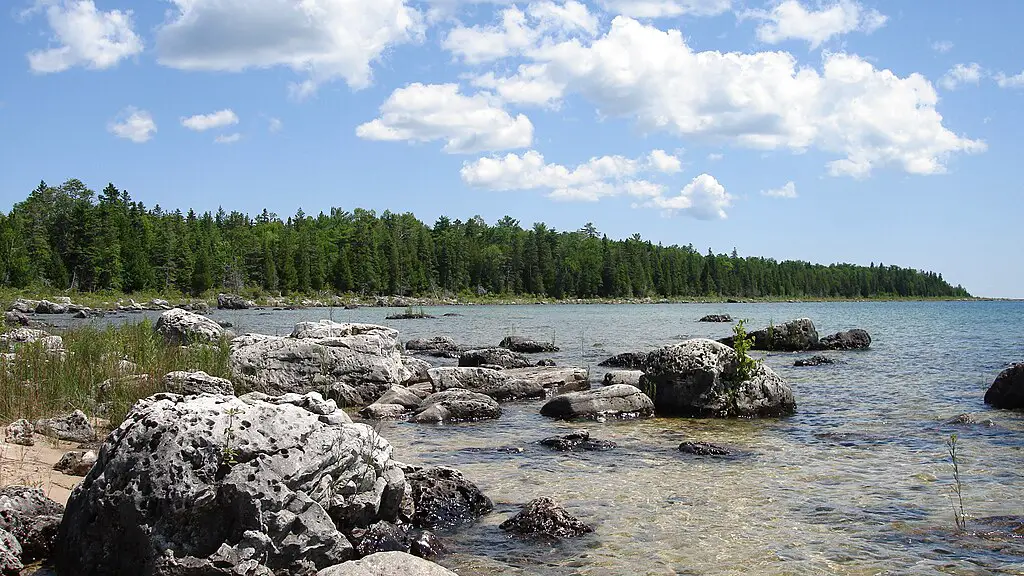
[{"xmin": 95, "ymin": 301, "xmax": 1024, "ymax": 574}]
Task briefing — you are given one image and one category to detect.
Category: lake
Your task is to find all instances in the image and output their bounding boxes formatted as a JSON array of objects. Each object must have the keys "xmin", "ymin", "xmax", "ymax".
[{"xmin": 87, "ymin": 301, "xmax": 1024, "ymax": 574}]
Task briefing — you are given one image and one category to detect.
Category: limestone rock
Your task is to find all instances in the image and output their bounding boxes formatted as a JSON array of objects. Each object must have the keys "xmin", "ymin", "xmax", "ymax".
[
  {"xmin": 4, "ymin": 420, "xmax": 33, "ymax": 447},
  {"xmin": 0, "ymin": 528, "xmax": 21, "ymax": 576},
  {"xmin": 0, "ymin": 486, "xmax": 64, "ymax": 562},
  {"xmin": 316, "ymin": 552, "xmax": 458, "ymax": 576},
  {"xmin": 163, "ymin": 370, "xmax": 235, "ymax": 396},
  {"xmin": 155, "ymin": 308, "xmax": 229, "ymax": 346},
  {"xmin": 602, "ymin": 370, "xmax": 643, "ymax": 387},
  {"xmin": 540, "ymin": 385, "xmax": 654, "ymax": 421},
  {"xmin": 0, "ymin": 328, "xmax": 64, "ymax": 353},
  {"xmin": 427, "ymin": 367, "xmax": 543, "ymax": 402},
  {"xmin": 403, "ymin": 337, "xmax": 462, "ymax": 359},
  {"xmin": 34, "ymin": 410, "xmax": 96, "ymax": 443},
  {"xmin": 53, "ymin": 450, "xmax": 97, "ymax": 476},
  {"xmin": 411, "ymin": 389, "xmax": 501, "ymax": 424}
]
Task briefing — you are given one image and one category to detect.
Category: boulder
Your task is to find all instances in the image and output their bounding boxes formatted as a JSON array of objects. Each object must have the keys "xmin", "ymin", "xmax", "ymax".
[
  {"xmin": 699, "ymin": 314, "xmax": 733, "ymax": 323},
  {"xmin": 597, "ymin": 352, "xmax": 648, "ymax": 369},
  {"xmin": 34, "ymin": 409, "xmax": 96, "ymax": 443},
  {"xmin": 502, "ymin": 366, "xmax": 590, "ymax": 395},
  {"xmin": 401, "ymin": 357, "xmax": 432, "ymax": 385},
  {"xmin": 945, "ymin": 413, "xmax": 995, "ymax": 427},
  {"xmin": 458, "ymin": 348, "xmax": 533, "ymax": 369},
  {"xmin": 405, "ymin": 467, "xmax": 493, "ymax": 530},
  {"xmin": 35, "ymin": 300, "xmax": 69, "ymax": 314},
  {"xmin": 359, "ymin": 403, "xmax": 412, "ymax": 421},
  {"xmin": 230, "ymin": 322, "xmax": 407, "ymax": 406},
  {"xmin": 678, "ymin": 441, "xmax": 730, "ymax": 456},
  {"xmin": 602, "ymin": 370, "xmax": 643, "ymax": 387},
  {"xmin": 54, "ymin": 392, "xmax": 404, "ymax": 576},
  {"xmin": 719, "ymin": 318, "xmax": 819, "ymax": 351},
  {"xmin": 985, "ymin": 363, "xmax": 1024, "ymax": 410},
  {"xmin": 7, "ymin": 299, "xmax": 39, "ymax": 314},
  {"xmin": 640, "ymin": 339, "xmax": 796, "ymax": 418},
  {"xmin": 539, "ymin": 430, "xmax": 615, "ymax": 452},
  {"xmin": 163, "ymin": 370, "xmax": 235, "ymax": 396},
  {"xmin": 155, "ymin": 308, "xmax": 229, "ymax": 346},
  {"xmin": 316, "ymin": 552, "xmax": 457, "ymax": 576},
  {"xmin": 403, "ymin": 337, "xmax": 462, "ymax": 359},
  {"xmin": 536, "ymin": 359, "xmax": 556, "ymax": 367},
  {"xmin": 794, "ymin": 355, "xmax": 835, "ymax": 367},
  {"xmin": 499, "ymin": 336, "xmax": 558, "ymax": 354},
  {"xmin": 372, "ymin": 386, "xmax": 426, "ymax": 410},
  {"xmin": 0, "ymin": 528, "xmax": 21, "ymax": 576},
  {"xmin": 499, "ymin": 497, "xmax": 593, "ymax": 539},
  {"xmin": 818, "ymin": 329, "xmax": 872, "ymax": 350},
  {"xmin": 3, "ymin": 311, "xmax": 29, "ymax": 327},
  {"xmin": 53, "ymin": 450, "xmax": 97, "ymax": 476},
  {"xmin": 354, "ymin": 521, "xmax": 409, "ymax": 557},
  {"xmin": 0, "ymin": 486, "xmax": 64, "ymax": 562},
  {"xmin": 427, "ymin": 367, "xmax": 544, "ymax": 402},
  {"xmin": 3, "ymin": 420, "xmax": 33, "ymax": 447},
  {"xmin": 217, "ymin": 293, "xmax": 251, "ymax": 310},
  {"xmin": 0, "ymin": 328, "xmax": 64, "ymax": 353},
  {"xmin": 540, "ymin": 384, "xmax": 654, "ymax": 421},
  {"xmin": 410, "ymin": 389, "xmax": 501, "ymax": 424}
]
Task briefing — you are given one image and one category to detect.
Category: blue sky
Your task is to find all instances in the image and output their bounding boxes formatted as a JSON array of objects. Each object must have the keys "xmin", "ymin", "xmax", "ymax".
[{"xmin": 1, "ymin": 0, "xmax": 1022, "ymax": 297}]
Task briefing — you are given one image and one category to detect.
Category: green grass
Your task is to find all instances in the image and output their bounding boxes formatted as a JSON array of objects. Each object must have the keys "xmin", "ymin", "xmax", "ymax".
[{"xmin": 0, "ymin": 319, "xmax": 232, "ymax": 427}]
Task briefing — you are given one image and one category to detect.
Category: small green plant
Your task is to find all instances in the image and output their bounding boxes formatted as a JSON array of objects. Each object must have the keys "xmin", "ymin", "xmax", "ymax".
[
  {"xmin": 947, "ymin": 433, "xmax": 967, "ymax": 532},
  {"xmin": 733, "ymin": 319, "xmax": 760, "ymax": 381},
  {"xmin": 766, "ymin": 319, "xmax": 776, "ymax": 352},
  {"xmin": 221, "ymin": 407, "xmax": 242, "ymax": 467}
]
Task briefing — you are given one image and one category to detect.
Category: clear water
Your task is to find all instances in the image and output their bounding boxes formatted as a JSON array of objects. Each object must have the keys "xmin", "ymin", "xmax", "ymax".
[{"xmin": 92, "ymin": 302, "xmax": 1024, "ymax": 574}]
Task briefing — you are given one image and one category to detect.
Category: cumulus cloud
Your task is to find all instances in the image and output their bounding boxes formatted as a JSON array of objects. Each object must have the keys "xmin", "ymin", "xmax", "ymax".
[
  {"xmin": 599, "ymin": 0, "xmax": 732, "ymax": 18},
  {"xmin": 648, "ymin": 149, "xmax": 682, "ymax": 172},
  {"xmin": 215, "ymin": 133, "xmax": 242, "ymax": 144},
  {"xmin": 648, "ymin": 174, "xmax": 733, "ymax": 219},
  {"xmin": 745, "ymin": 0, "xmax": 887, "ymax": 49},
  {"xmin": 995, "ymin": 71, "xmax": 1024, "ymax": 89},
  {"xmin": 761, "ymin": 181, "xmax": 798, "ymax": 198},
  {"xmin": 484, "ymin": 16, "xmax": 984, "ymax": 177},
  {"xmin": 107, "ymin": 107, "xmax": 156, "ymax": 143},
  {"xmin": 181, "ymin": 109, "xmax": 239, "ymax": 131},
  {"xmin": 155, "ymin": 0, "xmax": 423, "ymax": 95},
  {"xmin": 356, "ymin": 83, "xmax": 533, "ymax": 154},
  {"xmin": 26, "ymin": 0, "xmax": 142, "ymax": 73},
  {"xmin": 940, "ymin": 63, "xmax": 983, "ymax": 90}
]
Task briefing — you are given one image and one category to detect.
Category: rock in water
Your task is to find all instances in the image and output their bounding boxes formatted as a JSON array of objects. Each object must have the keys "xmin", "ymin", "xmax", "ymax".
[
  {"xmin": 54, "ymin": 392, "xmax": 406, "ymax": 575},
  {"xmin": 539, "ymin": 430, "xmax": 615, "ymax": 451},
  {"xmin": 401, "ymin": 357, "xmax": 432, "ymax": 385},
  {"xmin": 316, "ymin": 552, "xmax": 458, "ymax": 576},
  {"xmin": 0, "ymin": 486, "xmax": 65, "ymax": 562},
  {"xmin": 0, "ymin": 528, "xmax": 22, "ymax": 576},
  {"xmin": 499, "ymin": 497, "xmax": 593, "ymax": 539},
  {"xmin": 427, "ymin": 367, "xmax": 544, "ymax": 402},
  {"xmin": 35, "ymin": 300, "xmax": 69, "ymax": 314},
  {"xmin": 154, "ymin": 308, "xmax": 229, "ymax": 345},
  {"xmin": 7, "ymin": 299, "xmax": 39, "ymax": 314},
  {"xmin": 499, "ymin": 336, "xmax": 558, "ymax": 354},
  {"xmin": 678, "ymin": 441, "xmax": 730, "ymax": 456},
  {"xmin": 34, "ymin": 410, "xmax": 96, "ymax": 443},
  {"xmin": 794, "ymin": 356, "xmax": 835, "ymax": 367},
  {"xmin": 410, "ymin": 389, "xmax": 502, "ymax": 423},
  {"xmin": 719, "ymin": 318, "xmax": 819, "ymax": 351},
  {"xmin": 597, "ymin": 352, "xmax": 648, "ymax": 369},
  {"xmin": 405, "ymin": 467, "xmax": 493, "ymax": 530},
  {"xmin": 539, "ymin": 385, "xmax": 654, "ymax": 421},
  {"xmin": 640, "ymin": 338, "xmax": 796, "ymax": 418},
  {"xmin": 699, "ymin": 315, "xmax": 733, "ymax": 323},
  {"xmin": 602, "ymin": 370, "xmax": 643, "ymax": 387},
  {"xmin": 458, "ymin": 348, "xmax": 533, "ymax": 369},
  {"xmin": 163, "ymin": 370, "xmax": 235, "ymax": 395},
  {"xmin": 818, "ymin": 329, "xmax": 872, "ymax": 350},
  {"xmin": 403, "ymin": 337, "xmax": 463, "ymax": 359},
  {"xmin": 4, "ymin": 420, "xmax": 33, "ymax": 446},
  {"xmin": 217, "ymin": 293, "xmax": 251, "ymax": 309},
  {"xmin": 230, "ymin": 321, "xmax": 407, "ymax": 405},
  {"xmin": 985, "ymin": 363, "xmax": 1024, "ymax": 410}
]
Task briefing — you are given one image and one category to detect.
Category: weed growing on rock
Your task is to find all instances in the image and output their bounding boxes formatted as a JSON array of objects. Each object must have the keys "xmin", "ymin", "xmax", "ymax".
[
  {"xmin": 947, "ymin": 433, "xmax": 967, "ymax": 532},
  {"xmin": 732, "ymin": 320, "xmax": 760, "ymax": 381},
  {"xmin": 222, "ymin": 407, "xmax": 242, "ymax": 467}
]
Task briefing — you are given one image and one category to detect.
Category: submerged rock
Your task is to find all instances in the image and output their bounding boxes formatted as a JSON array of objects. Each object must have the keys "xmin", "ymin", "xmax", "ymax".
[
  {"xmin": 678, "ymin": 441, "xmax": 731, "ymax": 456},
  {"xmin": 499, "ymin": 335, "xmax": 559, "ymax": 354},
  {"xmin": 539, "ymin": 384, "xmax": 654, "ymax": 421},
  {"xmin": 317, "ymin": 552, "xmax": 457, "ymax": 576},
  {"xmin": 699, "ymin": 314, "xmax": 733, "ymax": 323},
  {"xmin": 154, "ymin": 308, "xmax": 229, "ymax": 346},
  {"xmin": 405, "ymin": 467, "xmax": 493, "ymax": 530},
  {"xmin": 34, "ymin": 410, "xmax": 96, "ymax": 443},
  {"xmin": 719, "ymin": 318, "xmax": 819, "ymax": 351},
  {"xmin": 985, "ymin": 363, "xmax": 1024, "ymax": 410},
  {"xmin": 411, "ymin": 389, "xmax": 502, "ymax": 424},
  {"xmin": 499, "ymin": 497, "xmax": 593, "ymax": 539},
  {"xmin": 794, "ymin": 355, "xmax": 835, "ymax": 367},
  {"xmin": 944, "ymin": 413, "xmax": 996, "ymax": 427},
  {"xmin": 3, "ymin": 420, "xmax": 33, "ymax": 447},
  {"xmin": 641, "ymin": 338, "xmax": 796, "ymax": 418},
  {"xmin": 819, "ymin": 329, "xmax": 872, "ymax": 350},
  {"xmin": 0, "ymin": 486, "xmax": 64, "ymax": 562},
  {"xmin": 458, "ymin": 348, "xmax": 533, "ymax": 369},
  {"xmin": 597, "ymin": 351, "xmax": 648, "ymax": 369},
  {"xmin": 539, "ymin": 430, "xmax": 615, "ymax": 452},
  {"xmin": 163, "ymin": 370, "xmax": 235, "ymax": 396}
]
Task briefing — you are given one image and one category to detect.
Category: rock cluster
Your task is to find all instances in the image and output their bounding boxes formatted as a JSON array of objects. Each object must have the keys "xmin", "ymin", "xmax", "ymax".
[
  {"xmin": 699, "ymin": 314, "xmax": 733, "ymax": 323},
  {"xmin": 499, "ymin": 336, "xmax": 559, "ymax": 354},
  {"xmin": 718, "ymin": 319, "xmax": 872, "ymax": 352}
]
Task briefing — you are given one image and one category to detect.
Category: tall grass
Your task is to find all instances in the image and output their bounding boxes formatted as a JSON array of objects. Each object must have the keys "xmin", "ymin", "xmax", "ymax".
[{"xmin": 0, "ymin": 319, "xmax": 232, "ymax": 427}]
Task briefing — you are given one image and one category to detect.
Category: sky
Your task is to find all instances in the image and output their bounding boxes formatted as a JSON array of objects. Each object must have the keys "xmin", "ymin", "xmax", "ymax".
[{"xmin": 0, "ymin": 0, "xmax": 1022, "ymax": 297}]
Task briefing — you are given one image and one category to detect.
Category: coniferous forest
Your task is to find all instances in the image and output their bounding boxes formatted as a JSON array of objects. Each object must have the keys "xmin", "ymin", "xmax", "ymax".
[{"xmin": 0, "ymin": 179, "xmax": 970, "ymax": 299}]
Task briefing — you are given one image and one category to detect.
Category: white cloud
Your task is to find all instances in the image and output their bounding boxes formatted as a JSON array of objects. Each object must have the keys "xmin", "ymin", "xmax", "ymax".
[
  {"xmin": 707, "ymin": 152, "xmax": 724, "ymax": 161},
  {"xmin": 745, "ymin": 0, "xmax": 887, "ymax": 49},
  {"xmin": 600, "ymin": 0, "xmax": 732, "ymax": 18},
  {"xmin": 215, "ymin": 133, "xmax": 242, "ymax": 144},
  {"xmin": 647, "ymin": 149, "xmax": 682, "ymax": 172},
  {"xmin": 155, "ymin": 0, "xmax": 423, "ymax": 94},
  {"xmin": 181, "ymin": 109, "xmax": 239, "ymax": 132},
  {"xmin": 471, "ymin": 65, "xmax": 566, "ymax": 106},
  {"xmin": 489, "ymin": 16, "xmax": 984, "ymax": 177},
  {"xmin": 995, "ymin": 71, "xmax": 1024, "ymax": 89},
  {"xmin": 356, "ymin": 83, "xmax": 533, "ymax": 154},
  {"xmin": 107, "ymin": 107, "xmax": 156, "ymax": 143},
  {"xmin": 268, "ymin": 117, "xmax": 283, "ymax": 133},
  {"xmin": 931, "ymin": 40, "xmax": 953, "ymax": 53},
  {"xmin": 648, "ymin": 174, "xmax": 732, "ymax": 219},
  {"xmin": 27, "ymin": 0, "xmax": 142, "ymax": 73},
  {"xmin": 940, "ymin": 63, "xmax": 983, "ymax": 90},
  {"xmin": 761, "ymin": 181, "xmax": 798, "ymax": 198}
]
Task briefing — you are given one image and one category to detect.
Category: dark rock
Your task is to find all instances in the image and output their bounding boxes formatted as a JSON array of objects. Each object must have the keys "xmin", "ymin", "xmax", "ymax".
[
  {"xmin": 678, "ymin": 441, "xmax": 730, "ymax": 456},
  {"xmin": 386, "ymin": 313, "xmax": 436, "ymax": 320},
  {"xmin": 73, "ymin": 309, "xmax": 89, "ymax": 319},
  {"xmin": 408, "ymin": 529, "xmax": 448, "ymax": 560},
  {"xmin": 405, "ymin": 467, "xmax": 493, "ymax": 530},
  {"xmin": 598, "ymin": 351, "xmax": 648, "ymax": 369},
  {"xmin": 0, "ymin": 486, "xmax": 64, "ymax": 562},
  {"xmin": 539, "ymin": 430, "xmax": 615, "ymax": 452},
  {"xmin": 699, "ymin": 314, "xmax": 733, "ymax": 323},
  {"xmin": 411, "ymin": 389, "xmax": 502, "ymax": 423},
  {"xmin": 819, "ymin": 329, "xmax": 872, "ymax": 350},
  {"xmin": 3, "ymin": 420, "xmax": 33, "ymax": 447},
  {"xmin": 217, "ymin": 293, "xmax": 251, "ymax": 309},
  {"xmin": 52, "ymin": 450, "xmax": 97, "ymax": 476},
  {"xmin": 3, "ymin": 311, "xmax": 30, "ymax": 327},
  {"xmin": 641, "ymin": 338, "xmax": 796, "ymax": 418},
  {"xmin": 602, "ymin": 370, "xmax": 643, "ymax": 387},
  {"xmin": 34, "ymin": 410, "xmax": 96, "ymax": 443},
  {"xmin": 945, "ymin": 413, "xmax": 996, "ymax": 427},
  {"xmin": 719, "ymin": 318, "xmax": 819, "ymax": 351},
  {"xmin": 536, "ymin": 359, "xmax": 556, "ymax": 367},
  {"xmin": 985, "ymin": 363, "xmax": 1024, "ymax": 410},
  {"xmin": 317, "ymin": 551, "xmax": 458, "ymax": 576},
  {"xmin": 499, "ymin": 497, "xmax": 593, "ymax": 539},
  {"xmin": 163, "ymin": 370, "xmax": 235, "ymax": 395},
  {"xmin": 217, "ymin": 320, "xmax": 234, "ymax": 328},
  {"xmin": 459, "ymin": 348, "xmax": 533, "ymax": 369},
  {"xmin": 499, "ymin": 335, "xmax": 559, "ymax": 354},
  {"xmin": 540, "ymin": 384, "xmax": 654, "ymax": 421},
  {"xmin": 441, "ymin": 313, "xmax": 462, "ymax": 317},
  {"xmin": 459, "ymin": 446, "xmax": 524, "ymax": 455},
  {"xmin": 0, "ymin": 528, "xmax": 22, "ymax": 576},
  {"xmin": 403, "ymin": 337, "xmax": 463, "ymax": 359},
  {"xmin": 355, "ymin": 521, "xmax": 409, "ymax": 557},
  {"xmin": 794, "ymin": 355, "xmax": 836, "ymax": 367}
]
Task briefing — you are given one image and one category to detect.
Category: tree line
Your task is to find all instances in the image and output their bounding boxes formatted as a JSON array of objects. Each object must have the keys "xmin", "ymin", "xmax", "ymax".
[{"xmin": 0, "ymin": 179, "xmax": 970, "ymax": 300}]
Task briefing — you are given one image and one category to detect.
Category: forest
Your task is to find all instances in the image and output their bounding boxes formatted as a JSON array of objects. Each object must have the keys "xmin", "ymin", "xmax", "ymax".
[{"xmin": 0, "ymin": 179, "xmax": 970, "ymax": 300}]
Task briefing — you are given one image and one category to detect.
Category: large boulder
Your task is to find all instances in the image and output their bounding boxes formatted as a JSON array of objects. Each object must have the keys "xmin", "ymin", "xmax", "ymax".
[
  {"xmin": 55, "ymin": 392, "xmax": 405, "ymax": 576},
  {"xmin": 405, "ymin": 467, "xmax": 493, "ymax": 530},
  {"xmin": 403, "ymin": 337, "xmax": 462, "ymax": 359},
  {"xmin": 540, "ymin": 385, "xmax": 654, "ymax": 421},
  {"xmin": 458, "ymin": 348, "xmax": 533, "ymax": 369},
  {"xmin": 499, "ymin": 497, "xmax": 593, "ymax": 539},
  {"xmin": 0, "ymin": 328, "xmax": 64, "ymax": 353},
  {"xmin": 597, "ymin": 352, "xmax": 648, "ymax": 369},
  {"xmin": 34, "ymin": 409, "xmax": 96, "ymax": 443},
  {"xmin": 640, "ymin": 339, "xmax": 796, "ymax": 417},
  {"xmin": 499, "ymin": 336, "xmax": 558, "ymax": 354},
  {"xmin": 155, "ymin": 308, "xmax": 229, "ymax": 346},
  {"xmin": 410, "ymin": 389, "xmax": 501, "ymax": 424},
  {"xmin": 3, "ymin": 311, "xmax": 30, "ymax": 327},
  {"xmin": 427, "ymin": 367, "xmax": 544, "ymax": 402},
  {"xmin": 719, "ymin": 318, "xmax": 819, "ymax": 352},
  {"xmin": 985, "ymin": 364, "xmax": 1024, "ymax": 410},
  {"xmin": 230, "ymin": 322, "xmax": 407, "ymax": 406},
  {"xmin": 217, "ymin": 293, "xmax": 251, "ymax": 310},
  {"xmin": 35, "ymin": 300, "xmax": 69, "ymax": 314},
  {"xmin": 317, "ymin": 552, "xmax": 457, "ymax": 576},
  {"xmin": 163, "ymin": 370, "xmax": 235, "ymax": 395},
  {"xmin": 819, "ymin": 329, "xmax": 872, "ymax": 350},
  {"xmin": 0, "ymin": 486, "xmax": 65, "ymax": 562}
]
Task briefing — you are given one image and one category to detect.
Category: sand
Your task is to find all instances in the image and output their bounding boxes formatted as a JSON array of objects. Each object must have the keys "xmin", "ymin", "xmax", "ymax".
[{"xmin": 0, "ymin": 435, "xmax": 85, "ymax": 506}]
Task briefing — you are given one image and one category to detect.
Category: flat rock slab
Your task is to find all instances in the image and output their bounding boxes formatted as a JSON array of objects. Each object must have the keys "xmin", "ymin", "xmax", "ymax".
[{"xmin": 602, "ymin": 370, "xmax": 643, "ymax": 387}]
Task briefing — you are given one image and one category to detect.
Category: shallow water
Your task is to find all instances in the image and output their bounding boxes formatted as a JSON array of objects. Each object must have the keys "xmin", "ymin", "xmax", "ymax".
[{"xmin": 88, "ymin": 302, "xmax": 1024, "ymax": 574}]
